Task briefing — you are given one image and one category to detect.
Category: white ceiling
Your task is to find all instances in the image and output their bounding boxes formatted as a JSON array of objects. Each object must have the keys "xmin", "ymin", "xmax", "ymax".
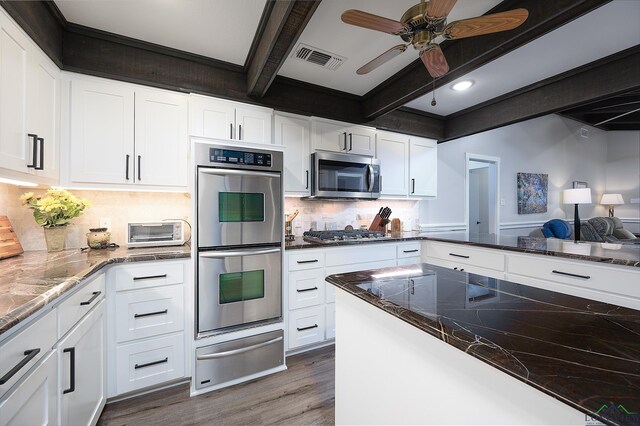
[
  {"xmin": 54, "ymin": 0, "xmax": 267, "ymax": 66},
  {"xmin": 405, "ymin": 0, "xmax": 640, "ymax": 115},
  {"xmin": 277, "ymin": 0, "xmax": 501, "ymax": 96}
]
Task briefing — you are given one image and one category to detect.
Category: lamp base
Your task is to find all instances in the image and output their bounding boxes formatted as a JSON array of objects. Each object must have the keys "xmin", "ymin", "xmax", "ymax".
[
  {"xmin": 608, "ymin": 206, "xmax": 615, "ymax": 218},
  {"xmin": 574, "ymin": 204, "xmax": 581, "ymax": 243}
]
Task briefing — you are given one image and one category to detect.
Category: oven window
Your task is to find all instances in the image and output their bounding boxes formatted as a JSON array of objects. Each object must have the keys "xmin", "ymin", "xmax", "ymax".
[
  {"xmin": 219, "ymin": 270, "xmax": 265, "ymax": 304},
  {"xmin": 219, "ymin": 193, "xmax": 264, "ymax": 222}
]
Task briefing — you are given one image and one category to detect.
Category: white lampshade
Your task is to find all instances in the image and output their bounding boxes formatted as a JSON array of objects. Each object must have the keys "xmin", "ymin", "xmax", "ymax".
[
  {"xmin": 600, "ymin": 193, "xmax": 624, "ymax": 205},
  {"xmin": 563, "ymin": 188, "xmax": 592, "ymax": 204}
]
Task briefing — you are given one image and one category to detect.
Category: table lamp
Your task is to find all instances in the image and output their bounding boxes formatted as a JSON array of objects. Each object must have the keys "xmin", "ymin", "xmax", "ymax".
[
  {"xmin": 600, "ymin": 193, "xmax": 624, "ymax": 217},
  {"xmin": 563, "ymin": 188, "xmax": 592, "ymax": 243}
]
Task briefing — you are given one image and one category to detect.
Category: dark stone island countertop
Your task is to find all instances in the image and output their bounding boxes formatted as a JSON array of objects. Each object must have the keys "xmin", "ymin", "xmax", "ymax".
[
  {"xmin": 285, "ymin": 231, "xmax": 640, "ymax": 268},
  {"xmin": 326, "ymin": 263, "xmax": 640, "ymax": 425},
  {"xmin": 0, "ymin": 245, "xmax": 191, "ymax": 337}
]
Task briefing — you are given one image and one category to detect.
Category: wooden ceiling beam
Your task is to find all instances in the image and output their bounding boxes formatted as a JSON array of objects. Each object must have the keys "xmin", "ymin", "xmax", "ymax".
[
  {"xmin": 361, "ymin": 0, "xmax": 612, "ymax": 120},
  {"xmin": 246, "ymin": 0, "xmax": 321, "ymax": 98}
]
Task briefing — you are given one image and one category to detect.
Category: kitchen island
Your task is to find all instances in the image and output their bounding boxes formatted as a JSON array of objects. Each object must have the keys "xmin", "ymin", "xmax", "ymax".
[{"xmin": 326, "ymin": 263, "xmax": 640, "ymax": 425}]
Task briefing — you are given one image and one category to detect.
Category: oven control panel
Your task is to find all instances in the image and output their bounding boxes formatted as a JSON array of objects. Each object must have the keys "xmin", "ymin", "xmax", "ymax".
[{"xmin": 210, "ymin": 148, "xmax": 272, "ymax": 167}]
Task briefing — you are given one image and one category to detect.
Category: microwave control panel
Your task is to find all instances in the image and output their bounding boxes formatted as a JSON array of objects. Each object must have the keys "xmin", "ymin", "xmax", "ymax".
[{"xmin": 209, "ymin": 148, "xmax": 272, "ymax": 167}]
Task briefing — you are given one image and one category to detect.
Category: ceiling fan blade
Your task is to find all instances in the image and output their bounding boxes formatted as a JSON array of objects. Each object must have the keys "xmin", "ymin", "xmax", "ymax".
[
  {"xmin": 426, "ymin": 0, "xmax": 458, "ymax": 19},
  {"xmin": 341, "ymin": 9, "xmax": 405, "ymax": 35},
  {"xmin": 444, "ymin": 9, "xmax": 529, "ymax": 40},
  {"xmin": 357, "ymin": 44, "xmax": 408, "ymax": 75},
  {"xmin": 420, "ymin": 45, "xmax": 449, "ymax": 78}
]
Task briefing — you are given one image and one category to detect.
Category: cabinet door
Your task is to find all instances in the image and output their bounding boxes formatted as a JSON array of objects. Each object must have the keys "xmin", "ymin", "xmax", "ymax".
[
  {"xmin": 376, "ymin": 131, "xmax": 409, "ymax": 196},
  {"xmin": 189, "ymin": 96, "xmax": 235, "ymax": 140},
  {"xmin": 59, "ymin": 301, "xmax": 105, "ymax": 426},
  {"xmin": 275, "ymin": 114, "xmax": 310, "ymax": 195},
  {"xmin": 0, "ymin": 14, "xmax": 29, "ymax": 173},
  {"xmin": 235, "ymin": 106, "xmax": 272, "ymax": 144},
  {"xmin": 27, "ymin": 53, "xmax": 59, "ymax": 182},
  {"xmin": 69, "ymin": 78, "xmax": 134, "ymax": 184},
  {"xmin": 0, "ymin": 351, "xmax": 57, "ymax": 426},
  {"xmin": 346, "ymin": 126, "xmax": 376, "ymax": 156},
  {"xmin": 311, "ymin": 119, "xmax": 348, "ymax": 153},
  {"xmin": 409, "ymin": 137, "xmax": 437, "ymax": 197},
  {"xmin": 134, "ymin": 88, "xmax": 188, "ymax": 187}
]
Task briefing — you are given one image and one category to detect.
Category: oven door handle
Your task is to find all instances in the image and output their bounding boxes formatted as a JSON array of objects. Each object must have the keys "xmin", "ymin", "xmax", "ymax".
[
  {"xmin": 199, "ymin": 247, "xmax": 281, "ymax": 258},
  {"xmin": 199, "ymin": 168, "xmax": 279, "ymax": 178},
  {"xmin": 196, "ymin": 336, "xmax": 283, "ymax": 360}
]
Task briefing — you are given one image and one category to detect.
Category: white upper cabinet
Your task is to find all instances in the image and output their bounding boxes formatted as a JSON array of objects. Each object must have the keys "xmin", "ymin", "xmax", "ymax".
[
  {"xmin": 409, "ymin": 137, "xmax": 437, "ymax": 197},
  {"xmin": 66, "ymin": 74, "xmax": 188, "ymax": 189},
  {"xmin": 189, "ymin": 95, "xmax": 273, "ymax": 145},
  {"xmin": 311, "ymin": 118, "xmax": 375, "ymax": 156},
  {"xmin": 376, "ymin": 131, "xmax": 409, "ymax": 197},
  {"xmin": 275, "ymin": 113, "xmax": 311, "ymax": 195}
]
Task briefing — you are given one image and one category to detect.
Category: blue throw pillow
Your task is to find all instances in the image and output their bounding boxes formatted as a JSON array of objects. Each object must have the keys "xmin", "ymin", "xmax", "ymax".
[
  {"xmin": 540, "ymin": 227, "xmax": 554, "ymax": 238},
  {"xmin": 543, "ymin": 219, "xmax": 572, "ymax": 239}
]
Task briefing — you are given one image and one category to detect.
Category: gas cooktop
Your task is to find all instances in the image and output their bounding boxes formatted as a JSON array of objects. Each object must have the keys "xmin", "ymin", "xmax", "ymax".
[{"xmin": 303, "ymin": 229, "xmax": 389, "ymax": 243}]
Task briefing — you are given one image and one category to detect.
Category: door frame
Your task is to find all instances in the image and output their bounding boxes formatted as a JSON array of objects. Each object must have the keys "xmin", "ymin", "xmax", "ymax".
[{"xmin": 465, "ymin": 153, "xmax": 500, "ymax": 234}]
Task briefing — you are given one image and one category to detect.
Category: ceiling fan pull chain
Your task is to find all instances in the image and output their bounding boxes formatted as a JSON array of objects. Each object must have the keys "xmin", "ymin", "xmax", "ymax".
[{"xmin": 431, "ymin": 77, "xmax": 437, "ymax": 106}]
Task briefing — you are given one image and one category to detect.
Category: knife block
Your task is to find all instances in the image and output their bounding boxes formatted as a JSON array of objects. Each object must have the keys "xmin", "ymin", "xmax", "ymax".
[{"xmin": 368, "ymin": 215, "xmax": 388, "ymax": 232}]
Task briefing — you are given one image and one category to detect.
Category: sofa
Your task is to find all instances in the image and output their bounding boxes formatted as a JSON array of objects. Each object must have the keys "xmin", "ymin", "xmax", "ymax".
[
  {"xmin": 587, "ymin": 217, "xmax": 640, "ymax": 243},
  {"xmin": 529, "ymin": 217, "xmax": 639, "ymax": 243}
]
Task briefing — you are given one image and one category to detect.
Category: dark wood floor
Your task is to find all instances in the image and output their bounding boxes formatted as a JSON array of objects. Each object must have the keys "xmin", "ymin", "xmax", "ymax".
[{"xmin": 98, "ymin": 345, "xmax": 335, "ymax": 426}]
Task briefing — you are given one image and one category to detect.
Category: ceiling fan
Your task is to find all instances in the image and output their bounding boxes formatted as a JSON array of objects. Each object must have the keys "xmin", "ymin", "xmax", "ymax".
[{"xmin": 341, "ymin": 0, "xmax": 529, "ymax": 78}]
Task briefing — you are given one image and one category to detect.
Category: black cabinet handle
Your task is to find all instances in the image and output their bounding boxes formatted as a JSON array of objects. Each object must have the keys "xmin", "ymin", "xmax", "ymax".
[
  {"xmin": 551, "ymin": 270, "xmax": 591, "ymax": 280},
  {"xmin": 296, "ymin": 259, "xmax": 318, "ymax": 264},
  {"xmin": 411, "ymin": 178, "xmax": 416, "ymax": 194},
  {"xmin": 230, "ymin": 123, "xmax": 233, "ymax": 139},
  {"xmin": 134, "ymin": 309, "xmax": 168, "ymax": 318},
  {"xmin": 133, "ymin": 274, "xmax": 167, "ymax": 281},
  {"xmin": 305, "ymin": 170, "xmax": 309, "ymax": 189},
  {"xmin": 137, "ymin": 155, "xmax": 141, "ymax": 181},
  {"xmin": 27, "ymin": 134, "xmax": 38, "ymax": 168},
  {"xmin": 403, "ymin": 249, "xmax": 419, "ymax": 253},
  {"xmin": 349, "ymin": 133, "xmax": 353, "ymax": 151},
  {"xmin": 35, "ymin": 137, "xmax": 44, "ymax": 170},
  {"xmin": 296, "ymin": 287, "xmax": 318, "ymax": 293},
  {"xmin": 449, "ymin": 253, "xmax": 470, "ymax": 259},
  {"xmin": 239, "ymin": 124, "xmax": 242, "ymax": 140},
  {"xmin": 63, "ymin": 347, "xmax": 75, "ymax": 394},
  {"xmin": 461, "ymin": 268, "xmax": 465, "ymax": 272},
  {"xmin": 80, "ymin": 291, "xmax": 101, "ymax": 306},
  {"xmin": 125, "ymin": 154, "xmax": 130, "ymax": 180},
  {"xmin": 342, "ymin": 132, "xmax": 347, "ymax": 151},
  {"xmin": 297, "ymin": 324, "xmax": 318, "ymax": 332},
  {"xmin": 135, "ymin": 358, "xmax": 168, "ymax": 369},
  {"xmin": 0, "ymin": 348, "xmax": 40, "ymax": 385}
]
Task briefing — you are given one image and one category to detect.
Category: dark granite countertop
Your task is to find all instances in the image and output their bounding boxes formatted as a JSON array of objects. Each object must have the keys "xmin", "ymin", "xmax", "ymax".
[
  {"xmin": 0, "ymin": 245, "xmax": 191, "ymax": 337},
  {"xmin": 326, "ymin": 263, "xmax": 640, "ymax": 425},
  {"xmin": 285, "ymin": 231, "xmax": 640, "ymax": 268}
]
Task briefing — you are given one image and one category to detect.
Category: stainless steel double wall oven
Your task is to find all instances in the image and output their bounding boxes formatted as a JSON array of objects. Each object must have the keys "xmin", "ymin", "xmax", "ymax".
[{"xmin": 195, "ymin": 143, "xmax": 283, "ymax": 336}]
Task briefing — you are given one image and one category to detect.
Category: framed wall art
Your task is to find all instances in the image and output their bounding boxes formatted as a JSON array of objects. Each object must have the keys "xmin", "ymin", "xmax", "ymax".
[{"xmin": 517, "ymin": 173, "xmax": 548, "ymax": 214}]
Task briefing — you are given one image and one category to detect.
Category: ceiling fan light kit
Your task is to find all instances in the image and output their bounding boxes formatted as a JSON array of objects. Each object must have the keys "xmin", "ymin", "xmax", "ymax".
[{"xmin": 342, "ymin": 0, "xmax": 528, "ymax": 79}]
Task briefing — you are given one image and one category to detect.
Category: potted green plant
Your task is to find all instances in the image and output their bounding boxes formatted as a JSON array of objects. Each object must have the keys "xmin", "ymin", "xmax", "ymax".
[{"xmin": 20, "ymin": 189, "xmax": 91, "ymax": 252}]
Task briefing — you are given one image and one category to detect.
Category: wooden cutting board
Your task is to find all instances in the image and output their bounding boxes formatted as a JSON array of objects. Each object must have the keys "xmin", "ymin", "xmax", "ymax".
[{"xmin": 0, "ymin": 216, "xmax": 24, "ymax": 260}]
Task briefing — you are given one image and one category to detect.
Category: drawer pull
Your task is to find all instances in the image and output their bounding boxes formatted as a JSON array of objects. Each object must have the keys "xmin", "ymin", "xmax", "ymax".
[
  {"xmin": 297, "ymin": 287, "xmax": 318, "ymax": 293},
  {"xmin": 296, "ymin": 259, "xmax": 318, "ymax": 264},
  {"xmin": 135, "ymin": 357, "xmax": 168, "ymax": 369},
  {"xmin": 403, "ymin": 249, "xmax": 419, "ymax": 253},
  {"xmin": 551, "ymin": 270, "xmax": 591, "ymax": 280},
  {"xmin": 133, "ymin": 274, "xmax": 167, "ymax": 281},
  {"xmin": 449, "ymin": 253, "xmax": 470, "ymax": 259},
  {"xmin": 196, "ymin": 336, "xmax": 283, "ymax": 360},
  {"xmin": 80, "ymin": 291, "xmax": 101, "ymax": 306},
  {"xmin": 134, "ymin": 309, "xmax": 168, "ymax": 318},
  {"xmin": 62, "ymin": 347, "xmax": 75, "ymax": 394},
  {"xmin": 0, "ymin": 348, "xmax": 40, "ymax": 385},
  {"xmin": 297, "ymin": 324, "xmax": 318, "ymax": 332}
]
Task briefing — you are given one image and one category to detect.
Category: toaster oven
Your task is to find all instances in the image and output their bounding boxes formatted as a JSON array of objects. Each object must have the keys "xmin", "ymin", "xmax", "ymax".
[{"xmin": 127, "ymin": 221, "xmax": 185, "ymax": 248}]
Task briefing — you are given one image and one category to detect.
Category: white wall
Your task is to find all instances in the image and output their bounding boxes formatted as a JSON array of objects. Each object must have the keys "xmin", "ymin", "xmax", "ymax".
[
  {"xmin": 419, "ymin": 115, "xmax": 611, "ymax": 231},
  {"xmin": 605, "ymin": 131, "xmax": 640, "ymax": 222}
]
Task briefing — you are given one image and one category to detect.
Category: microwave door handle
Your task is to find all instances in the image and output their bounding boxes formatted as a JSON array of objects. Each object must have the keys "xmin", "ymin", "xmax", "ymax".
[
  {"xmin": 367, "ymin": 164, "xmax": 374, "ymax": 192},
  {"xmin": 200, "ymin": 247, "xmax": 281, "ymax": 258}
]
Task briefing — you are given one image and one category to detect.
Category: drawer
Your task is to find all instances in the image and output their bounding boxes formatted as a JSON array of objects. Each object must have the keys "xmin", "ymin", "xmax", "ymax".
[
  {"xmin": 507, "ymin": 254, "xmax": 640, "ymax": 299},
  {"xmin": 113, "ymin": 261, "xmax": 185, "ymax": 291},
  {"xmin": 115, "ymin": 333, "xmax": 185, "ymax": 395},
  {"xmin": 325, "ymin": 259, "xmax": 397, "ymax": 278},
  {"xmin": 325, "ymin": 303, "xmax": 335, "ymax": 340},
  {"xmin": 397, "ymin": 256, "xmax": 421, "ymax": 266},
  {"xmin": 288, "ymin": 306, "xmax": 326, "ymax": 350},
  {"xmin": 59, "ymin": 273, "xmax": 105, "ymax": 339},
  {"xmin": 0, "ymin": 309, "xmax": 56, "ymax": 397},
  {"xmin": 397, "ymin": 242, "xmax": 421, "ymax": 259},
  {"xmin": 288, "ymin": 269, "xmax": 326, "ymax": 310},
  {"xmin": 325, "ymin": 243, "xmax": 396, "ymax": 267},
  {"xmin": 115, "ymin": 285, "xmax": 185, "ymax": 343},
  {"xmin": 288, "ymin": 251, "xmax": 325, "ymax": 271},
  {"xmin": 425, "ymin": 257, "xmax": 505, "ymax": 280},
  {"xmin": 426, "ymin": 241, "xmax": 505, "ymax": 271}
]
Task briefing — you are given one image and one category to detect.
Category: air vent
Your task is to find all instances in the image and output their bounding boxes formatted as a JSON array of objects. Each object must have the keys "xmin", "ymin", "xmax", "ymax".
[{"xmin": 292, "ymin": 44, "xmax": 345, "ymax": 71}]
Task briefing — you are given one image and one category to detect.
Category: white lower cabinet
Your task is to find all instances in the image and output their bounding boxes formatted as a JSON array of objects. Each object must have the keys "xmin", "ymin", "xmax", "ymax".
[
  {"xmin": 325, "ymin": 304, "xmax": 336, "ymax": 340},
  {"xmin": 288, "ymin": 306, "xmax": 326, "ymax": 349},
  {"xmin": 58, "ymin": 300, "xmax": 105, "ymax": 426}
]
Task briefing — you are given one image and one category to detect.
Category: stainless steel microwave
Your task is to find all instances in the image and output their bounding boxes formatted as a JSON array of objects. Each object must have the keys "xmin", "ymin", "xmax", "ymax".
[
  {"xmin": 127, "ymin": 221, "xmax": 185, "ymax": 248},
  {"xmin": 307, "ymin": 151, "xmax": 381, "ymax": 200}
]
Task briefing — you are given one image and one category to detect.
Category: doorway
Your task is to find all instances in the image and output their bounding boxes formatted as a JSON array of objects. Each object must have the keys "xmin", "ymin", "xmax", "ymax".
[{"xmin": 465, "ymin": 154, "xmax": 500, "ymax": 235}]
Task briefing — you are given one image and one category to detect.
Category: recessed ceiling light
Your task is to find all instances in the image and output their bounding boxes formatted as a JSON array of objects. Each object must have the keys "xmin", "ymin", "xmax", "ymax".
[{"xmin": 451, "ymin": 80, "xmax": 474, "ymax": 91}]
